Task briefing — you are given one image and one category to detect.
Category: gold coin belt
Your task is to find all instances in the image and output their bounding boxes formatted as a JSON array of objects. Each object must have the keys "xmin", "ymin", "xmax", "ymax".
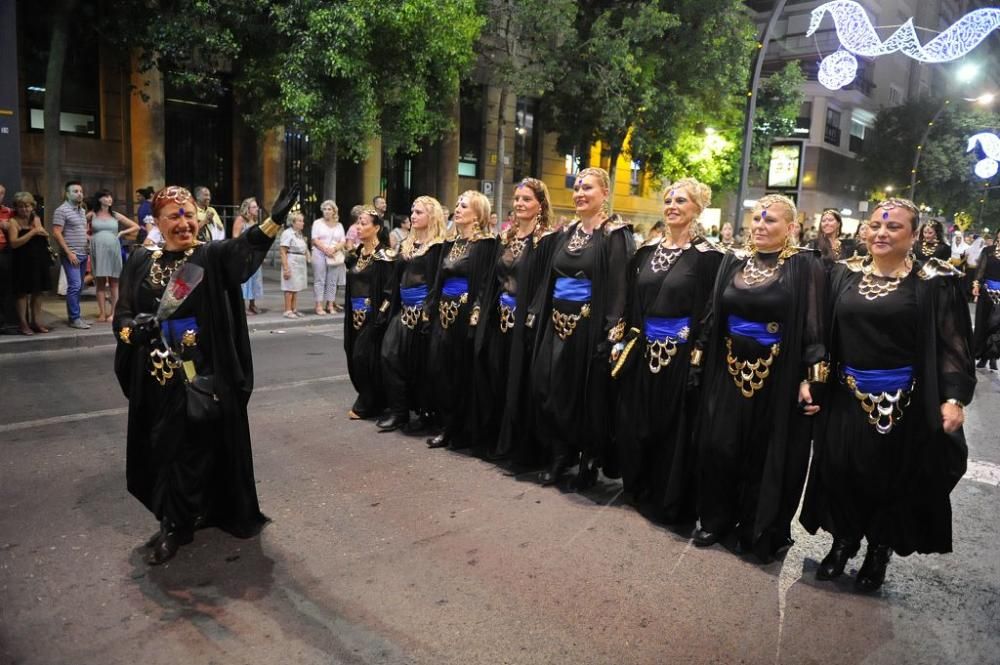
[
  {"xmin": 148, "ymin": 248, "xmax": 195, "ymax": 287},
  {"xmin": 650, "ymin": 243, "xmax": 684, "ymax": 273},
  {"xmin": 352, "ymin": 298, "xmax": 371, "ymax": 330},
  {"xmin": 741, "ymin": 254, "xmax": 784, "ymax": 287},
  {"xmin": 566, "ymin": 226, "xmax": 594, "ymax": 253},
  {"xmin": 845, "ymin": 374, "xmax": 913, "ymax": 435},
  {"xmin": 725, "ymin": 337, "xmax": 781, "ymax": 398},
  {"xmin": 438, "ymin": 293, "xmax": 468, "ymax": 329},
  {"xmin": 448, "ymin": 239, "xmax": 471, "ymax": 263},
  {"xmin": 551, "ymin": 304, "xmax": 591, "ymax": 340},
  {"xmin": 985, "ymin": 286, "xmax": 1000, "ymax": 305},
  {"xmin": 149, "ymin": 348, "xmax": 182, "ymax": 386},
  {"xmin": 401, "ymin": 305, "xmax": 422, "ymax": 330}
]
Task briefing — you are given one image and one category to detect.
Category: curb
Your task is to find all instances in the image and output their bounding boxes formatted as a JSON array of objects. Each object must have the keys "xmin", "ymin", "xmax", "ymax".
[{"xmin": 0, "ymin": 314, "xmax": 344, "ymax": 355}]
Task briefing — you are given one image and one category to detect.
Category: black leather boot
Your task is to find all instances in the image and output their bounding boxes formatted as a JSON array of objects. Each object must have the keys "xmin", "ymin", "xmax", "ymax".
[
  {"xmin": 855, "ymin": 543, "xmax": 892, "ymax": 592},
  {"xmin": 691, "ymin": 522, "xmax": 728, "ymax": 547},
  {"xmin": 977, "ymin": 357, "xmax": 988, "ymax": 368},
  {"xmin": 402, "ymin": 412, "xmax": 432, "ymax": 434},
  {"xmin": 572, "ymin": 458, "xmax": 599, "ymax": 491},
  {"xmin": 376, "ymin": 412, "xmax": 409, "ymax": 432},
  {"xmin": 538, "ymin": 455, "xmax": 568, "ymax": 486},
  {"xmin": 426, "ymin": 433, "xmax": 449, "ymax": 448},
  {"xmin": 816, "ymin": 537, "xmax": 861, "ymax": 580},
  {"xmin": 145, "ymin": 521, "xmax": 193, "ymax": 566}
]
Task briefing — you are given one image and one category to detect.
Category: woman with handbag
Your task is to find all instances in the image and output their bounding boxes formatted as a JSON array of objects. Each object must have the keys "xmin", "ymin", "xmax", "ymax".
[
  {"xmin": 312, "ymin": 200, "xmax": 348, "ymax": 314},
  {"xmin": 280, "ymin": 211, "xmax": 309, "ymax": 318},
  {"xmin": 113, "ymin": 184, "xmax": 298, "ymax": 565}
]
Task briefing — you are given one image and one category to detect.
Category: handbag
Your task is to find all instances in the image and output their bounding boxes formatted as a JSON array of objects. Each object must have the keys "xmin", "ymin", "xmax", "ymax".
[
  {"xmin": 184, "ymin": 367, "xmax": 221, "ymax": 423},
  {"xmin": 326, "ymin": 250, "xmax": 345, "ymax": 266}
]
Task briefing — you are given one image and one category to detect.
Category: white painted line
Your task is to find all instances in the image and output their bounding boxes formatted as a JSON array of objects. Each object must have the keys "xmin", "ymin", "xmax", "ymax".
[
  {"xmin": 0, "ymin": 374, "xmax": 351, "ymax": 433},
  {"xmin": 964, "ymin": 459, "xmax": 1000, "ymax": 487}
]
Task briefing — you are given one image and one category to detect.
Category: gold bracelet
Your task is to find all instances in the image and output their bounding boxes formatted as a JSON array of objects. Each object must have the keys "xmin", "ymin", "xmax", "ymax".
[
  {"xmin": 259, "ymin": 218, "xmax": 282, "ymax": 238},
  {"xmin": 689, "ymin": 347, "xmax": 703, "ymax": 367},
  {"xmin": 806, "ymin": 361, "xmax": 831, "ymax": 383}
]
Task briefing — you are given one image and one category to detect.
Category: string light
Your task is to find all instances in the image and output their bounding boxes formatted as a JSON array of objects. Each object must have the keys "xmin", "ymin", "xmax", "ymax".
[{"xmin": 807, "ymin": 1, "xmax": 1000, "ymax": 90}]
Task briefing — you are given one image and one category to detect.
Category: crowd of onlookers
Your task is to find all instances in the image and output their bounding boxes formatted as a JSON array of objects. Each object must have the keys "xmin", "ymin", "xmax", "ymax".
[{"xmin": 0, "ymin": 181, "xmax": 993, "ymax": 335}]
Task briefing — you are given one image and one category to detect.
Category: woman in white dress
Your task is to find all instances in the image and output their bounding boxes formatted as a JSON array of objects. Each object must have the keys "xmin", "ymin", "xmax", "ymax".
[
  {"xmin": 311, "ymin": 200, "xmax": 348, "ymax": 314},
  {"xmin": 280, "ymin": 211, "xmax": 309, "ymax": 318}
]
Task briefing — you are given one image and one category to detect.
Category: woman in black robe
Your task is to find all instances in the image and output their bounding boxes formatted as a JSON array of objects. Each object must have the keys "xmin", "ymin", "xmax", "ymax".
[
  {"xmin": 913, "ymin": 221, "xmax": 951, "ymax": 262},
  {"xmin": 375, "ymin": 196, "xmax": 446, "ymax": 432},
  {"xmin": 344, "ymin": 209, "xmax": 396, "ymax": 420},
  {"xmin": 971, "ymin": 238, "xmax": 1000, "ymax": 371},
  {"xmin": 801, "ymin": 198, "xmax": 973, "ymax": 592},
  {"xmin": 425, "ymin": 191, "xmax": 497, "ymax": 450},
  {"xmin": 612, "ymin": 178, "xmax": 723, "ymax": 520},
  {"xmin": 808, "ymin": 209, "xmax": 856, "ymax": 270},
  {"xmin": 473, "ymin": 178, "xmax": 558, "ymax": 464},
  {"xmin": 113, "ymin": 185, "xmax": 296, "ymax": 565},
  {"xmin": 693, "ymin": 194, "xmax": 827, "ymax": 562},
  {"xmin": 529, "ymin": 167, "xmax": 634, "ymax": 488}
]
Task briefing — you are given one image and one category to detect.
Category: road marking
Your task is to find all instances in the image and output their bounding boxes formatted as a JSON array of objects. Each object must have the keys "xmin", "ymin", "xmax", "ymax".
[
  {"xmin": 0, "ymin": 374, "xmax": 350, "ymax": 433},
  {"xmin": 964, "ymin": 459, "xmax": 1000, "ymax": 487}
]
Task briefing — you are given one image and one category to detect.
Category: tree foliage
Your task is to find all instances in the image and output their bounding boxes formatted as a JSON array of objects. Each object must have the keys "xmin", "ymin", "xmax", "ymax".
[
  {"xmin": 543, "ymin": 0, "xmax": 756, "ymax": 191},
  {"xmin": 861, "ymin": 98, "xmax": 1000, "ymax": 221}
]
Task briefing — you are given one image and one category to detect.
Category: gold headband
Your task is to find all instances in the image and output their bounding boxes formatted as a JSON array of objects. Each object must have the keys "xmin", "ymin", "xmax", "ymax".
[{"xmin": 152, "ymin": 186, "xmax": 193, "ymax": 208}]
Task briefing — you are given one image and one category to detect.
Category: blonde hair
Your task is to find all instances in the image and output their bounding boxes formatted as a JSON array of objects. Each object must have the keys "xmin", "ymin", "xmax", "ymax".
[
  {"xmin": 287, "ymin": 210, "xmax": 305, "ymax": 228},
  {"xmin": 756, "ymin": 194, "xmax": 797, "ymax": 224},
  {"xmin": 664, "ymin": 178, "xmax": 712, "ymax": 212},
  {"xmin": 320, "ymin": 199, "xmax": 338, "ymax": 215},
  {"xmin": 237, "ymin": 197, "xmax": 258, "ymax": 222},
  {"xmin": 576, "ymin": 167, "xmax": 611, "ymax": 192},
  {"xmin": 458, "ymin": 190, "xmax": 492, "ymax": 237},
  {"xmin": 403, "ymin": 195, "xmax": 447, "ymax": 255}
]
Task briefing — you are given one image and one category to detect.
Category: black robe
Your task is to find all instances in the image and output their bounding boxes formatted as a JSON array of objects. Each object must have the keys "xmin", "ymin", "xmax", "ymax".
[
  {"xmin": 427, "ymin": 235, "xmax": 497, "ymax": 445},
  {"xmin": 801, "ymin": 257, "xmax": 974, "ymax": 555},
  {"xmin": 472, "ymin": 229, "xmax": 559, "ymax": 462},
  {"xmin": 381, "ymin": 240, "xmax": 444, "ymax": 419},
  {"xmin": 972, "ymin": 249, "xmax": 1000, "ymax": 360},
  {"xmin": 344, "ymin": 243, "xmax": 397, "ymax": 417},
  {"xmin": 695, "ymin": 247, "xmax": 826, "ymax": 557},
  {"xmin": 529, "ymin": 217, "xmax": 634, "ymax": 472},
  {"xmin": 807, "ymin": 237, "xmax": 857, "ymax": 272},
  {"xmin": 113, "ymin": 226, "xmax": 276, "ymax": 537},
  {"xmin": 913, "ymin": 239, "xmax": 951, "ymax": 263},
  {"xmin": 614, "ymin": 237, "xmax": 723, "ymax": 521}
]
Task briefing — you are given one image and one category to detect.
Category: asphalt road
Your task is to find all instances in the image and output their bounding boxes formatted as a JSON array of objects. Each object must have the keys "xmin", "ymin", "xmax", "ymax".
[{"xmin": 2, "ymin": 325, "xmax": 999, "ymax": 665}]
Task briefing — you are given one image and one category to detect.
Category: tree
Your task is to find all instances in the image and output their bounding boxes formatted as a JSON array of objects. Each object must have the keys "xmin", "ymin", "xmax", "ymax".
[
  {"xmin": 861, "ymin": 98, "xmax": 1000, "ymax": 222},
  {"xmin": 659, "ymin": 60, "xmax": 805, "ymax": 197},
  {"xmin": 475, "ymin": 0, "xmax": 574, "ymax": 222},
  {"xmin": 543, "ymin": 0, "xmax": 756, "ymax": 203}
]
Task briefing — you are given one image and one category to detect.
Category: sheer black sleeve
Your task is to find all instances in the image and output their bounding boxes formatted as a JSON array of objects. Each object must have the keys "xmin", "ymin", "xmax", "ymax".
[
  {"xmin": 602, "ymin": 227, "xmax": 633, "ymax": 342},
  {"xmin": 934, "ymin": 276, "xmax": 976, "ymax": 405},
  {"xmin": 799, "ymin": 251, "xmax": 828, "ymax": 368}
]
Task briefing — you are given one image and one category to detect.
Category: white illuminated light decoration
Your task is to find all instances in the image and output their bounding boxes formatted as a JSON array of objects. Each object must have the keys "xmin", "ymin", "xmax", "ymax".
[
  {"xmin": 968, "ymin": 132, "xmax": 1000, "ymax": 180},
  {"xmin": 807, "ymin": 1, "xmax": 1000, "ymax": 90}
]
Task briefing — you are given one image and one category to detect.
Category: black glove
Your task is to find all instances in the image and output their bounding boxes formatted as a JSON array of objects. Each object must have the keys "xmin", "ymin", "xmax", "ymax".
[
  {"xmin": 270, "ymin": 183, "xmax": 301, "ymax": 227},
  {"xmin": 593, "ymin": 340, "xmax": 611, "ymax": 361},
  {"xmin": 129, "ymin": 313, "xmax": 160, "ymax": 346}
]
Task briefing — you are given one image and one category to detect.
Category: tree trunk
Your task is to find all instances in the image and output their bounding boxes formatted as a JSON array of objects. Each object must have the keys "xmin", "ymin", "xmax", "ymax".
[
  {"xmin": 43, "ymin": 0, "xmax": 78, "ymax": 227},
  {"xmin": 323, "ymin": 142, "xmax": 338, "ymax": 203},
  {"xmin": 494, "ymin": 85, "xmax": 509, "ymax": 231}
]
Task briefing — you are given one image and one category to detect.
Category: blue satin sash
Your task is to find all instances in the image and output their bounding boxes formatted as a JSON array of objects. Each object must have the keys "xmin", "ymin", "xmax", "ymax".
[
  {"xmin": 553, "ymin": 277, "xmax": 592, "ymax": 302},
  {"xmin": 644, "ymin": 316, "xmax": 691, "ymax": 342},
  {"xmin": 400, "ymin": 284, "xmax": 429, "ymax": 306},
  {"xmin": 843, "ymin": 365, "xmax": 913, "ymax": 394},
  {"xmin": 442, "ymin": 277, "xmax": 469, "ymax": 298},
  {"xmin": 351, "ymin": 297, "xmax": 372, "ymax": 312},
  {"xmin": 499, "ymin": 292, "xmax": 517, "ymax": 309},
  {"xmin": 162, "ymin": 317, "xmax": 198, "ymax": 346},
  {"xmin": 985, "ymin": 279, "xmax": 1000, "ymax": 291},
  {"xmin": 727, "ymin": 314, "xmax": 782, "ymax": 346}
]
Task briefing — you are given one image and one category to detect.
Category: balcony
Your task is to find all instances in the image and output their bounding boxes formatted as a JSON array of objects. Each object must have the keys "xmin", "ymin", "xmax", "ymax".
[
  {"xmin": 824, "ymin": 125, "xmax": 842, "ymax": 147},
  {"xmin": 849, "ymin": 134, "xmax": 864, "ymax": 154}
]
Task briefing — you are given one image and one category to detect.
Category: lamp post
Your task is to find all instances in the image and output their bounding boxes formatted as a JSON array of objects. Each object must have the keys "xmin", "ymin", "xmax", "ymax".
[{"xmin": 735, "ymin": 0, "xmax": 789, "ymax": 226}]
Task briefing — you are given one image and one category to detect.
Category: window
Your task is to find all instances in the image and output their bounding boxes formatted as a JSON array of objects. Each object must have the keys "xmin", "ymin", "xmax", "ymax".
[
  {"xmin": 794, "ymin": 102, "xmax": 812, "ymax": 136},
  {"xmin": 629, "ymin": 161, "xmax": 643, "ymax": 196},
  {"xmin": 564, "ymin": 150, "xmax": 581, "ymax": 188},
  {"xmin": 512, "ymin": 97, "xmax": 539, "ymax": 182},
  {"xmin": 824, "ymin": 108, "xmax": 842, "ymax": 146},
  {"xmin": 888, "ymin": 85, "xmax": 903, "ymax": 106},
  {"xmin": 458, "ymin": 86, "xmax": 485, "ymax": 178},
  {"xmin": 849, "ymin": 118, "xmax": 868, "ymax": 153},
  {"xmin": 19, "ymin": 2, "xmax": 101, "ymax": 136}
]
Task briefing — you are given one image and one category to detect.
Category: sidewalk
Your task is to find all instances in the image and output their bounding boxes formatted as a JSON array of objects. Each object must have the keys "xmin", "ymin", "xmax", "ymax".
[{"xmin": 0, "ymin": 262, "xmax": 344, "ymax": 355}]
